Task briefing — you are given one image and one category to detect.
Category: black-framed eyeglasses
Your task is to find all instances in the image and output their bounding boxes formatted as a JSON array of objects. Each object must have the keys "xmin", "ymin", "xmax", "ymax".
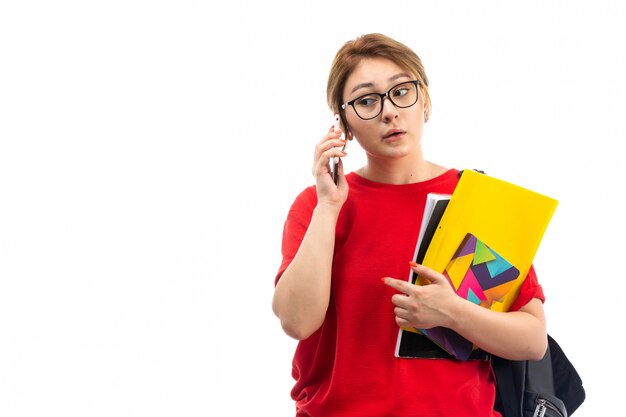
[{"xmin": 340, "ymin": 80, "xmax": 420, "ymax": 121}]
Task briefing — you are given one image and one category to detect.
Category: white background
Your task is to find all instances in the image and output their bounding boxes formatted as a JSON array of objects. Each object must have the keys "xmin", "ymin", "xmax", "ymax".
[{"xmin": 1, "ymin": 1, "xmax": 624, "ymax": 416}]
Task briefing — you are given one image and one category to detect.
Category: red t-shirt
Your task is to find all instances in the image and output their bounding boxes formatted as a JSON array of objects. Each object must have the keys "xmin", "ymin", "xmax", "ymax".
[{"xmin": 276, "ymin": 169, "xmax": 544, "ymax": 417}]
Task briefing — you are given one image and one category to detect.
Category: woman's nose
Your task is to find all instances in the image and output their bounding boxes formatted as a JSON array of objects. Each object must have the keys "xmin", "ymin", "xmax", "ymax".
[{"xmin": 380, "ymin": 96, "xmax": 399, "ymax": 121}]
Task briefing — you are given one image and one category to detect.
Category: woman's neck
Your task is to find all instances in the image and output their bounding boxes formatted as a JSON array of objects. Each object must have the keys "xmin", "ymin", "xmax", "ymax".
[{"xmin": 357, "ymin": 153, "xmax": 446, "ymax": 185}]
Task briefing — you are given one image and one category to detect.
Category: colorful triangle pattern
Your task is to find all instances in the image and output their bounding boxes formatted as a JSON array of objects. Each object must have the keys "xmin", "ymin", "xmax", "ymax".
[{"xmin": 426, "ymin": 233, "xmax": 520, "ymax": 360}]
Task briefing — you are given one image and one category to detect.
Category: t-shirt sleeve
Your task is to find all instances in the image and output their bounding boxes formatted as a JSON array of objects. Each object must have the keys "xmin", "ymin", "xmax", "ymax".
[
  {"xmin": 508, "ymin": 264, "xmax": 545, "ymax": 312},
  {"xmin": 274, "ymin": 187, "xmax": 317, "ymax": 286}
]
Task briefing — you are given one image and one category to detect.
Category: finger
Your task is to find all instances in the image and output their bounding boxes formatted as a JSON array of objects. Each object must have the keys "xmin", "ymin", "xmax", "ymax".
[
  {"xmin": 381, "ymin": 277, "xmax": 416, "ymax": 296},
  {"xmin": 395, "ymin": 315, "xmax": 412, "ymax": 328},
  {"xmin": 391, "ymin": 293, "xmax": 411, "ymax": 308},
  {"xmin": 322, "ymin": 139, "xmax": 347, "ymax": 154},
  {"xmin": 409, "ymin": 262, "xmax": 446, "ymax": 285},
  {"xmin": 314, "ymin": 137, "xmax": 347, "ymax": 162},
  {"xmin": 315, "ymin": 147, "xmax": 346, "ymax": 172},
  {"xmin": 317, "ymin": 129, "xmax": 344, "ymax": 147},
  {"xmin": 313, "ymin": 139, "xmax": 347, "ymax": 177},
  {"xmin": 394, "ymin": 306, "xmax": 410, "ymax": 321},
  {"xmin": 316, "ymin": 146, "xmax": 346, "ymax": 173},
  {"xmin": 393, "ymin": 305, "xmax": 419, "ymax": 328}
]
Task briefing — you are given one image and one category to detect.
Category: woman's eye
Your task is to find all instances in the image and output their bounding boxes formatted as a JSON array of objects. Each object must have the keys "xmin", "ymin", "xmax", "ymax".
[
  {"xmin": 393, "ymin": 88, "xmax": 409, "ymax": 97},
  {"xmin": 356, "ymin": 96, "xmax": 378, "ymax": 107}
]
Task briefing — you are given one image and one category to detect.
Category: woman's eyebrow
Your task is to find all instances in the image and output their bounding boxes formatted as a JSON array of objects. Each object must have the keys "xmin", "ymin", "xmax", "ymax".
[
  {"xmin": 350, "ymin": 82, "xmax": 375, "ymax": 94},
  {"xmin": 389, "ymin": 73, "xmax": 412, "ymax": 83},
  {"xmin": 349, "ymin": 73, "xmax": 412, "ymax": 94}
]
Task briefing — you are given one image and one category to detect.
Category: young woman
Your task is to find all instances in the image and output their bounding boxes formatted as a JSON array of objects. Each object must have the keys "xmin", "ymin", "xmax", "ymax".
[{"xmin": 272, "ymin": 33, "xmax": 547, "ymax": 417}]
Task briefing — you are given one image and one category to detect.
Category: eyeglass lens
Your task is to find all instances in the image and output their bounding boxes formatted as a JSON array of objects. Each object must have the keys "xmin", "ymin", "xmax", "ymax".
[{"xmin": 353, "ymin": 81, "xmax": 418, "ymax": 120}]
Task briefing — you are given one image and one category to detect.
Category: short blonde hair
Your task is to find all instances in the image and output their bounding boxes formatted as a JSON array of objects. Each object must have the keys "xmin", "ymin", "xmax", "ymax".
[{"xmin": 327, "ymin": 33, "xmax": 431, "ymax": 131}]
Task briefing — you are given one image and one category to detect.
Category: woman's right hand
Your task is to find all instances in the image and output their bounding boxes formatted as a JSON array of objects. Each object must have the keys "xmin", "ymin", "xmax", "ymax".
[{"xmin": 312, "ymin": 126, "xmax": 349, "ymax": 208}]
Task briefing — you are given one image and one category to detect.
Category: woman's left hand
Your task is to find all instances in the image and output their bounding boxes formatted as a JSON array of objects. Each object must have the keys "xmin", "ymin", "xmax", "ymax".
[{"xmin": 382, "ymin": 263, "xmax": 460, "ymax": 329}]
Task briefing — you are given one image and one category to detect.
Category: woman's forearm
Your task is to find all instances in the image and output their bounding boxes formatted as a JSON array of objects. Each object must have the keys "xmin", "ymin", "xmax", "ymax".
[
  {"xmin": 272, "ymin": 204, "xmax": 340, "ymax": 340},
  {"xmin": 449, "ymin": 298, "xmax": 547, "ymax": 360}
]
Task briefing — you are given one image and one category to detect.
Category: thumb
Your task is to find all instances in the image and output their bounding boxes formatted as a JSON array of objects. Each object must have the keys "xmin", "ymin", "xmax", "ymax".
[{"xmin": 409, "ymin": 262, "xmax": 447, "ymax": 286}]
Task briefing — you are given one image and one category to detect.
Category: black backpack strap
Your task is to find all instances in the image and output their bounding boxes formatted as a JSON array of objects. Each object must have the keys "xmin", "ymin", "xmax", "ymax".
[
  {"xmin": 492, "ymin": 355, "xmax": 525, "ymax": 417},
  {"xmin": 547, "ymin": 335, "xmax": 586, "ymax": 415},
  {"xmin": 524, "ymin": 340, "xmax": 569, "ymax": 417}
]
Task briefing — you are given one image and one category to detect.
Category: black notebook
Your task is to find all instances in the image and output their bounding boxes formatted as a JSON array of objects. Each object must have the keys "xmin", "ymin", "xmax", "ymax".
[
  {"xmin": 395, "ymin": 193, "xmax": 451, "ymax": 359},
  {"xmin": 412, "ymin": 193, "xmax": 450, "ymax": 278}
]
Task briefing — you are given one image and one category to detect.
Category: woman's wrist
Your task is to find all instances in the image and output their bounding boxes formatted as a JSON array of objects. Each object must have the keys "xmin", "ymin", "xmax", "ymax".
[{"xmin": 313, "ymin": 202, "xmax": 342, "ymax": 222}]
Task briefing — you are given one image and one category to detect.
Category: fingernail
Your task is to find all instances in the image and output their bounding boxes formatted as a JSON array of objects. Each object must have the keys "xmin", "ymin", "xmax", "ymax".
[
  {"xmin": 340, "ymin": 151, "xmax": 347, "ymax": 156},
  {"xmin": 380, "ymin": 277, "xmax": 387, "ymax": 283},
  {"xmin": 409, "ymin": 261, "xmax": 419, "ymax": 268}
]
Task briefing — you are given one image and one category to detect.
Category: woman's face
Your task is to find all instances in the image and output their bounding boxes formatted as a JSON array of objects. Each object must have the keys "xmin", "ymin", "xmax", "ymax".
[{"xmin": 342, "ymin": 57, "xmax": 425, "ymax": 161}]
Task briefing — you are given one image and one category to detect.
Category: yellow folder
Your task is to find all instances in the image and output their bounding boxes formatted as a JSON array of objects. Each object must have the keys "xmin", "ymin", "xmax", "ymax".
[{"xmin": 421, "ymin": 169, "xmax": 558, "ymax": 313}]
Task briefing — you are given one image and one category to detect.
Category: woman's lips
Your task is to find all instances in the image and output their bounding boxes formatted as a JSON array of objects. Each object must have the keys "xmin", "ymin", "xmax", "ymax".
[{"xmin": 383, "ymin": 129, "xmax": 406, "ymax": 141}]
